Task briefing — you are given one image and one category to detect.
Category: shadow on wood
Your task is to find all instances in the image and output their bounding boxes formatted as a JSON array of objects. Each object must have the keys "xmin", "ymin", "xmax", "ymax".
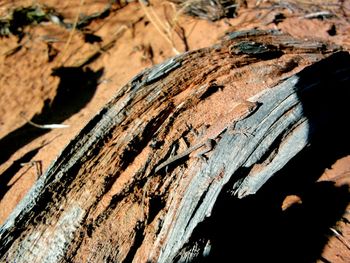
[{"xmin": 0, "ymin": 30, "xmax": 349, "ymax": 262}]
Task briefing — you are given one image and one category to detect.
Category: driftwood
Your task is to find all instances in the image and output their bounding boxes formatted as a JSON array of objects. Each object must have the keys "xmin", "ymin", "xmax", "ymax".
[{"xmin": 0, "ymin": 30, "xmax": 349, "ymax": 262}]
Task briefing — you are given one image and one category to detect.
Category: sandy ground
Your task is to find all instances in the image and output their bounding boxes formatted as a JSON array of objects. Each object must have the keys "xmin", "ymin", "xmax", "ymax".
[{"xmin": 0, "ymin": 0, "xmax": 350, "ymax": 261}]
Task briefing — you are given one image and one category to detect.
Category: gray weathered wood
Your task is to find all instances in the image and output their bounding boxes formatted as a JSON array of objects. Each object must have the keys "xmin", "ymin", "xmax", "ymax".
[{"xmin": 0, "ymin": 30, "xmax": 348, "ymax": 262}]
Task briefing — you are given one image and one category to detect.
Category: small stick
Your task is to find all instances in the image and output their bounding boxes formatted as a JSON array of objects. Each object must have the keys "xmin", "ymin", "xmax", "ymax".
[
  {"xmin": 21, "ymin": 160, "xmax": 43, "ymax": 178},
  {"xmin": 20, "ymin": 113, "xmax": 69, "ymax": 129},
  {"xmin": 303, "ymin": 11, "xmax": 333, "ymax": 19},
  {"xmin": 155, "ymin": 101, "xmax": 259, "ymax": 173}
]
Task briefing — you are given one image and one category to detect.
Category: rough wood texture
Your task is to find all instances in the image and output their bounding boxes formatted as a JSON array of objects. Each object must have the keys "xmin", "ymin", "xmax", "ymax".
[{"xmin": 0, "ymin": 30, "xmax": 349, "ymax": 262}]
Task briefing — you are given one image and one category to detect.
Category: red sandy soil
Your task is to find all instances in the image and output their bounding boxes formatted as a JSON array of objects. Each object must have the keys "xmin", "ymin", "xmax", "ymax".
[{"xmin": 0, "ymin": 0, "xmax": 350, "ymax": 261}]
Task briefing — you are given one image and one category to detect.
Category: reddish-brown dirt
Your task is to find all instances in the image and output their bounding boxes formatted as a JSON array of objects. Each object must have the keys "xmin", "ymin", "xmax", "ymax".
[{"xmin": 0, "ymin": 0, "xmax": 349, "ymax": 261}]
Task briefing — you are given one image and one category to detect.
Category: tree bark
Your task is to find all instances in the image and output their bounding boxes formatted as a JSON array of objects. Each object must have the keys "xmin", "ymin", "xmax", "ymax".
[{"xmin": 0, "ymin": 29, "xmax": 349, "ymax": 262}]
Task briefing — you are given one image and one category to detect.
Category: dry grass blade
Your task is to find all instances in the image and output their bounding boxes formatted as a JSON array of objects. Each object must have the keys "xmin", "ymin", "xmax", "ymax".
[
  {"xmin": 139, "ymin": 0, "xmax": 180, "ymax": 54},
  {"xmin": 329, "ymin": 227, "xmax": 350, "ymax": 251},
  {"xmin": 56, "ymin": 0, "xmax": 85, "ymax": 66}
]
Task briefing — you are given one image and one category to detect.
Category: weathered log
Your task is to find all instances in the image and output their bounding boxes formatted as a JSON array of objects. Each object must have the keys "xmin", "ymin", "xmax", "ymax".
[{"xmin": 0, "ymin": 30, "xmax": 349, "ymax": 262}]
